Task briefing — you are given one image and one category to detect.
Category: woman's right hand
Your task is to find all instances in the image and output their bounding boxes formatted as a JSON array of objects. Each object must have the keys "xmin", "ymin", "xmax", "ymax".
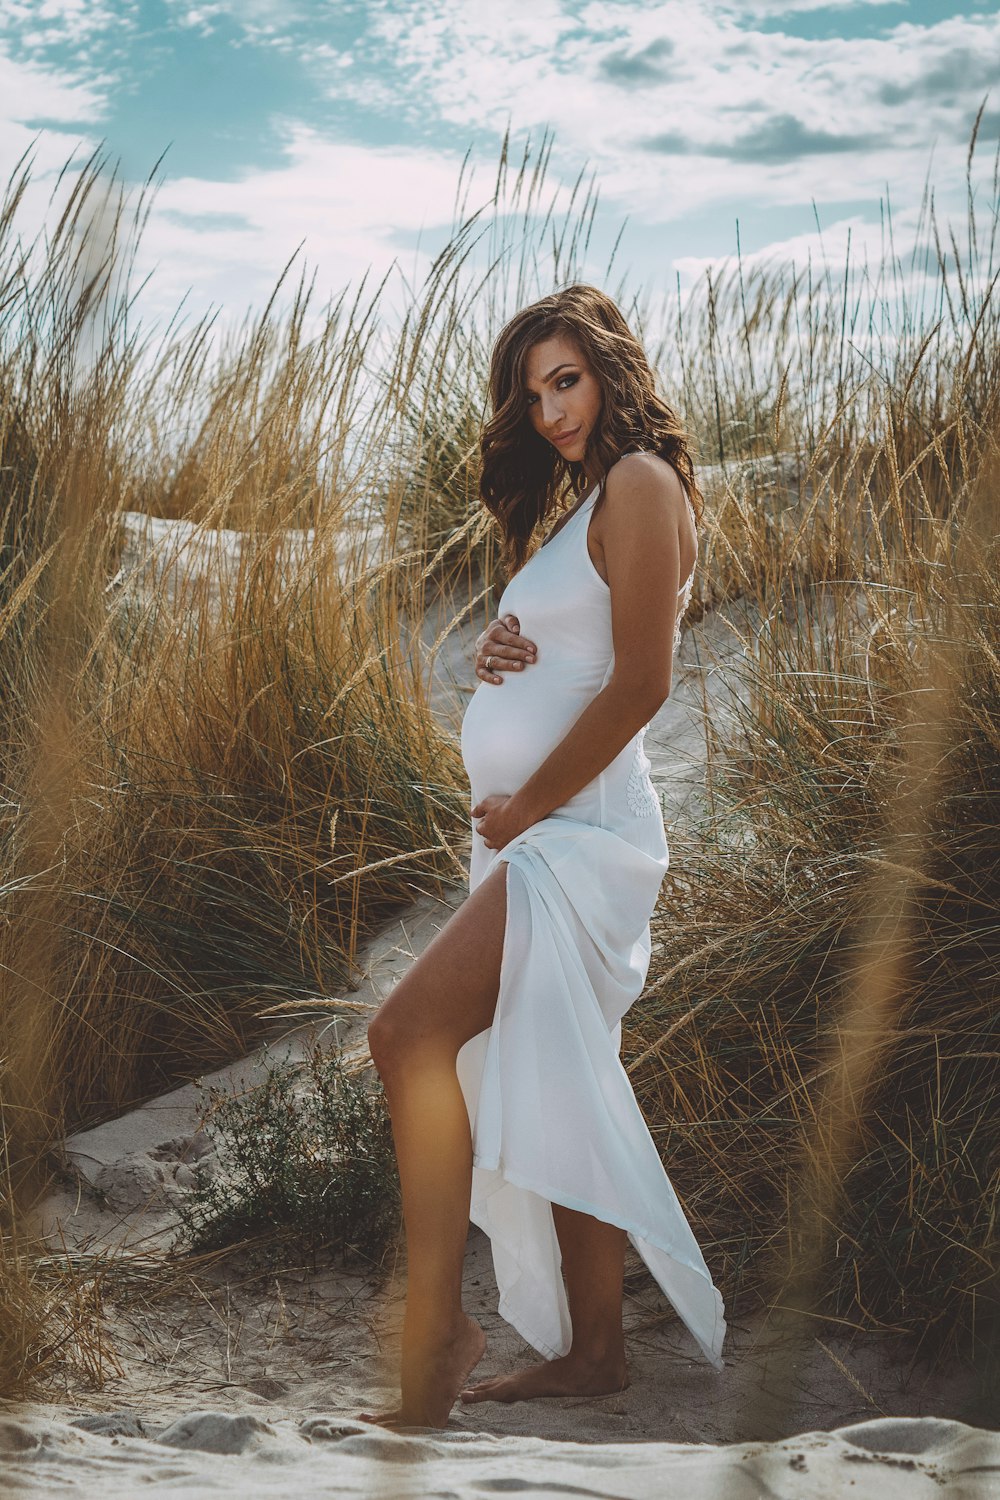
[{"xmin": 475, "ymin": 614, "xmax": 538, "ymax": 684}]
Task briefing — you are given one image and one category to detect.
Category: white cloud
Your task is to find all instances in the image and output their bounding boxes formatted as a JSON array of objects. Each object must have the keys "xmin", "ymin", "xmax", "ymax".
[
  {"xmin": 0, "ymin": 42, "xmax": 106, "ymax": 123},
  {"xmin": 1, "ymin": 0, "xmax": 994, "ymax": 348},
  {"xmin": 129, "ymin": 123, "xmax": 486, "ymax": 327},
  {"xmin": 162, "ymin": 0, "xmax": 309, "ymax": 41},
  {"xmin": 672, "ymin": 211, "xmax": 881, "ymax": 286},
  {"xmin": 0, "ymin": 0, "xmax": 125, "ymax": 218},
  {"xmin": 0, "ymin": 0, "xmax": 135, "ymax": 57},
  {"xmin": 715, "ymin": 0, "xmax": 905, "ymax": 14},
  {"xmin": 341, "ymin": 1, "xmax": 999, "ymax": 228},
  {"xmin": 0, "ymin": 40, "xmax": 107, "ymax": 249}
]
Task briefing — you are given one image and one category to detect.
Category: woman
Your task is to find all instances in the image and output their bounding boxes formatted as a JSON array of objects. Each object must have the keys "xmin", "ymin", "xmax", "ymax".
[{"xmin": 362, "ymin": 284, "xmax": 725, "ymax": 1431}]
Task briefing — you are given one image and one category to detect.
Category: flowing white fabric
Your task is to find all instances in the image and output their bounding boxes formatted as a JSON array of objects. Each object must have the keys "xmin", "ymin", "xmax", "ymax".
[{"xmin": 457, "ymin": 466, "xmax": 726, "ymax": 1370}]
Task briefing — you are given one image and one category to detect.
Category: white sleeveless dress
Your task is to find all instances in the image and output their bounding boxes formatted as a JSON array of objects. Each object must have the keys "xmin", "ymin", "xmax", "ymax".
[{"xmin": 457, "ymin": 468, "xmax": 726, "ymax": 1370}]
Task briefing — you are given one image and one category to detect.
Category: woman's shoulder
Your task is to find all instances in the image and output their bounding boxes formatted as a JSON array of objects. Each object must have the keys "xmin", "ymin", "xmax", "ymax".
[
  {"xmin": 590, "ymin": 450, "xmax": 697, "ymax": 582},
  {"xmin": 599, "ymin": 450, "xmax": 690, "ymax": 518}
]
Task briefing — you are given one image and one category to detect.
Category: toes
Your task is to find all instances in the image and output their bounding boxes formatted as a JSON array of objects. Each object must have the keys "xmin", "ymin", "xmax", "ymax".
[
  {"xmin": 460, "ymin": 1379, "xmax": 506, "ymax": 1404},
  {"xmin": 459, "ymin": 1382, "xmax": 491, "ymax": 1402}
]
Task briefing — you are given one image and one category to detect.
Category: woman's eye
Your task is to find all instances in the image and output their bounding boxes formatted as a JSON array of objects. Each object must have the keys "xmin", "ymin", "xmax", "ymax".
[{"xmin": 525, "ymin": 374, "xmax": 578, "ymax": 404}]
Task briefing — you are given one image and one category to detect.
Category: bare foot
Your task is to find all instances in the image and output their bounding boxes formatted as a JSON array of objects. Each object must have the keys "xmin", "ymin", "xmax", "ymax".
[
  {"xmin": 360, "ymin": 1313, "xmax": 487, "ymax": 1429},
  {"xmin": 460, "ymin": 1349, "xmax": 629, "ymax": 1406}
]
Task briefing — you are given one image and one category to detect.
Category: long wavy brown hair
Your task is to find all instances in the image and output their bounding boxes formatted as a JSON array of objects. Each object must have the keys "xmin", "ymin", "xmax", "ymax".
[{"xmin": 479, "ymin": 283, "xmax": 704, "ymax": 577}]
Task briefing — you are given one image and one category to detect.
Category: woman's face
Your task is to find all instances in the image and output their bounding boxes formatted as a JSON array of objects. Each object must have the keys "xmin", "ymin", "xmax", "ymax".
[{"xmin": 523, "ymin": 332, "xmax": 602, "ymax": 467}]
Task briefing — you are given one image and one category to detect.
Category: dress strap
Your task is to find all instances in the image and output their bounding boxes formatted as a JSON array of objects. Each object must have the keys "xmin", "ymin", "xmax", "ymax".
[{"xmin": 540, "ymin": 482, "xmax": 600, "ymax": 549}]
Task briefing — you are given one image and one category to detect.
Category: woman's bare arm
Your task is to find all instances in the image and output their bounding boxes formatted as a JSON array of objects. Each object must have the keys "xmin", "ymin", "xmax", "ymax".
[{"xmin": 497, "ymin": 457, "xmax": 691, "ymax": 830}]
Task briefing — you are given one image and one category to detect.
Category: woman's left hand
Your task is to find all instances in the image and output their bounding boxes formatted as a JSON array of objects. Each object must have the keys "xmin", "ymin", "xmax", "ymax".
[{"xmin": 471, "ymin": 793, "xmax": 530, "ymax": 851}]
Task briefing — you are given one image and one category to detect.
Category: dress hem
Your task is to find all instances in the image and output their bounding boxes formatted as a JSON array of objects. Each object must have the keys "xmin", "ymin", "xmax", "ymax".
[{"xmin": 470, "ymin": 1154, "xmax": 726, "ymax": 1370}]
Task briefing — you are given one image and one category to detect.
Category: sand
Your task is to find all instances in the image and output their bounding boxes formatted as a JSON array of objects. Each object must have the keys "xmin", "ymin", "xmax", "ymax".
[
  {"xmin": 3, "ymin": 1410, "xmax": 997, "ymax": 1498},
  {"xmin": 14, "ymin": 539, "xmax": 998, "ymax": 1496}
]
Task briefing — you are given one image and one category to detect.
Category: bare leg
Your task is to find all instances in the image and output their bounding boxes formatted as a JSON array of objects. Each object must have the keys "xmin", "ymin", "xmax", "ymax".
[
  {"xmin": 360, "ymin": 862, "xmax": 510, "ymax": 1429},
  {"xmin": 460, "ymin": 1206, "xmax": 629, "ymax": 1405}
]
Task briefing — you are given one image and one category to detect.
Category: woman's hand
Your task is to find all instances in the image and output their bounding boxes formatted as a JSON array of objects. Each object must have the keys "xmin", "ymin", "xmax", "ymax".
[
  {"xmin": 471, "ymin": 793, "xmax": 531, "ymax": 851},
  {"xmin": 475, "ymin": 614, "xmax": 537, "ymax": 684}
]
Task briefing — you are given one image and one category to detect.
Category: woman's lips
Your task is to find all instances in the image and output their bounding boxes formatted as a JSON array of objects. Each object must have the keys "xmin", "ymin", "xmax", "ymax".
[{"xmin": 552, "ymin": 426, "xmax": 581, "ymax": 445}]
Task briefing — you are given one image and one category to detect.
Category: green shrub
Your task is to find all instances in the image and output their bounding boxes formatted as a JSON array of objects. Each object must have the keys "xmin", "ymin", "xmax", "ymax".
[{"xmin": 175, "ymin": 1041, "xmax": 399, "ymax": 1268}]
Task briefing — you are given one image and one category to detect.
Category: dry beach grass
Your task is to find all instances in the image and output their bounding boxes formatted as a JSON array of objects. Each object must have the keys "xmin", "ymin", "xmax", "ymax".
[{"xmin": 1, "ymin": 122, "xmax": 998, "ymax": 1419}]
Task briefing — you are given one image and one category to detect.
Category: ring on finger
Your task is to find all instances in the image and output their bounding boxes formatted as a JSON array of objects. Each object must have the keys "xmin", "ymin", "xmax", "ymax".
[{"xmin": 485, "ymin": 655, "xmax": 494, "ymax": 672}]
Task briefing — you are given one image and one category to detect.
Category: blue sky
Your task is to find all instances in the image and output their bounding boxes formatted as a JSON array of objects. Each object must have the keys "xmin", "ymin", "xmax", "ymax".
[{"xmin": 1, "ymin": 1, "xmax": 997, "ymax": 331}]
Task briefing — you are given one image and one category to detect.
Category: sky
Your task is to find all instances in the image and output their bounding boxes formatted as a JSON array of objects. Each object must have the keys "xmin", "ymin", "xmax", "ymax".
[{"xmin": 0, "ymin": 0, "xmax": 997, "ymax": 335}]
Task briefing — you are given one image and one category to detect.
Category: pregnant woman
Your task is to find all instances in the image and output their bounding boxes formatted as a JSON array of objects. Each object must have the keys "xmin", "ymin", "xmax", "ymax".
[{"xmin": 362, "ymin": 284, "xmax": 725, "ymax": 1431}]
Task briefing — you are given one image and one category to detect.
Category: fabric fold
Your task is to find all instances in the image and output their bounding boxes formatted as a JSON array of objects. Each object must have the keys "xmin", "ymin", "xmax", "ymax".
[{"xmin": 456, "ymin": 819, "xmax": 726, "ymax": 1371}]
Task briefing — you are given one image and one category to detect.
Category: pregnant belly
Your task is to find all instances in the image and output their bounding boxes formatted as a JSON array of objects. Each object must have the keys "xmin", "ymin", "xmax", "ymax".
[{"xmin": 460, "ymin": 667, "xmax": 597, "ymax": 801}]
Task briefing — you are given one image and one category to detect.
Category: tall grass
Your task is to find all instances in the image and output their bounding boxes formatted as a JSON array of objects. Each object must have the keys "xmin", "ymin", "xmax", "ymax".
[
  {"xmin": 628, "ymin": 122, "xmax": 1000, "ymax": 1360},
  {"xmin": 0, "ymin": 149, "xmax": 471, "ymax": 1396},
  {"xmin": 0, "ymin": 150, "xmax": 472, "ymax": 1145},
  {"xmin": 629, "ymin": 516, "xmax": 999, "ymax": 1355}
]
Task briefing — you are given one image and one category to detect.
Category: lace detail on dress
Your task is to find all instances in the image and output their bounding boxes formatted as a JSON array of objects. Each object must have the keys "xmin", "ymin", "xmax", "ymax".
[
  {"xmin": 674, "ymin": 551, "xmax": 696, "ymax": 653},
  {"xmin": 626, "ymin": 728, "xmax": 660, "ymax": 817}
]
